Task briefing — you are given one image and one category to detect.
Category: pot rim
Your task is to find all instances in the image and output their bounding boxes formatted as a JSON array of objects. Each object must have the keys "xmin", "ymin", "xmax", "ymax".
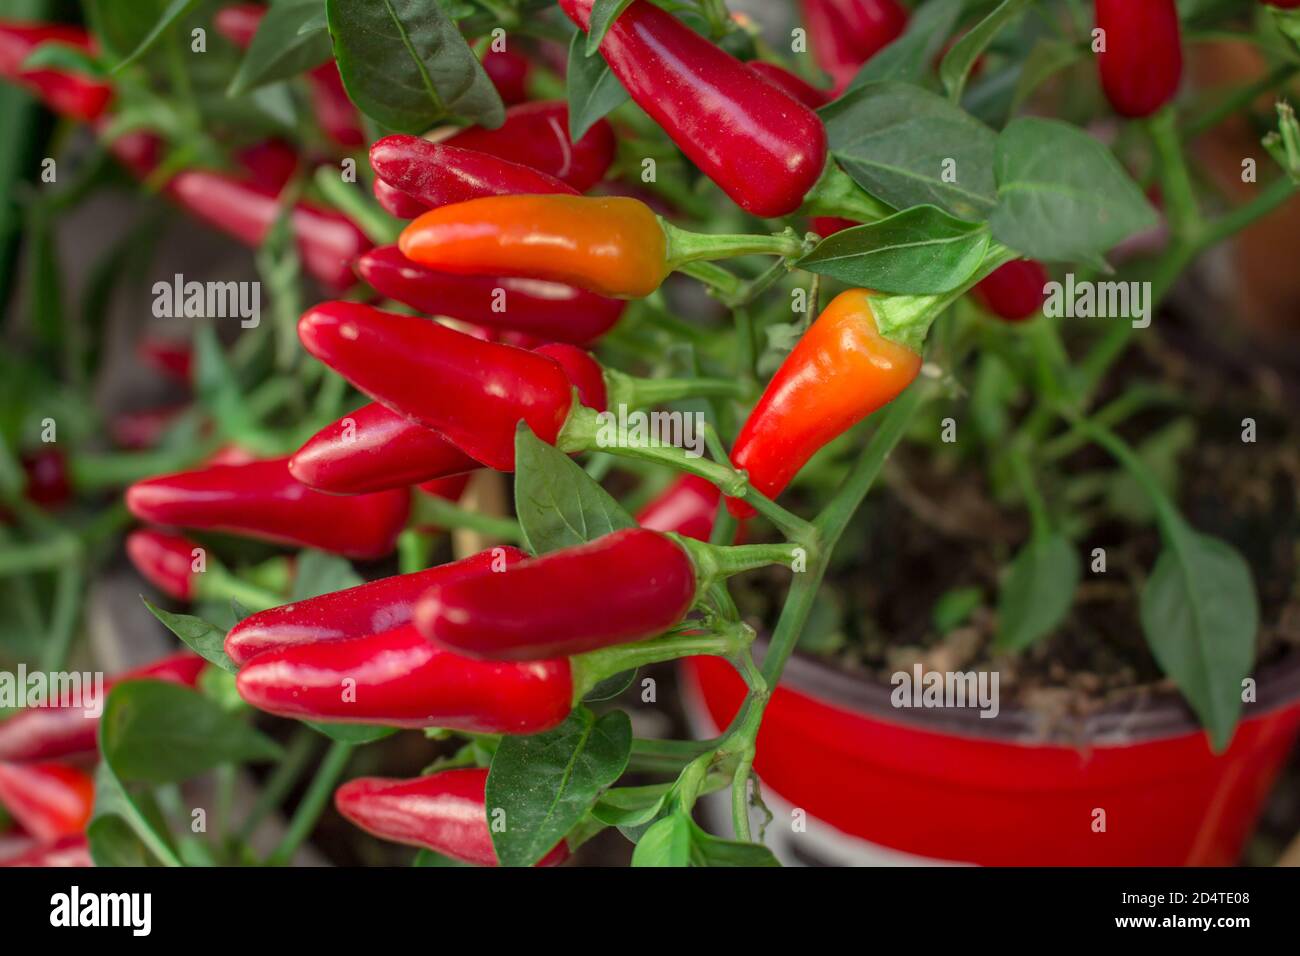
[{"xmin": 770, "ymin": 643, "xmax": 1300, "ymax": 747}]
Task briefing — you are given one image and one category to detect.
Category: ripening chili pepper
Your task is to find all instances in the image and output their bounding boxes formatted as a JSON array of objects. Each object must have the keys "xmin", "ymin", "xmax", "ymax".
[
  {"xmin": 298, "ymin": 301, "xmax": 575, "ymax": 471},
  {"xmin": 533, "ymin": 344, "xmax": 608, "ymax": 413},
  {"xmin": 415, "ymin": 473, "xmax": 472, "ymax": 509},
  {"xmin": 799, "ymin": 0, "xmax": 908, "ymax": 91},
  {"xmin": 563, "ymin": 0, "xmax": 826, "ymax": 218},
  {"xmin": 235, "ymin": 623, "xmax": 573, "ymax": 733},
  {"xmin": 235, "ymin": 138, "xmax": 300, "ymax": 192},
  {"xmin": 416, "ymin": 528, "xmax": 696, "ymax": 660},
  {"xmin": 0, "ymin": 833, "xmax": 91, "ymax": 868},
  {"xmin": 443, "ymin": 100, "xmax": 615, "ymax": 193},
  {"xmin": 110, "ymin": 405, "xmax": 187, "ymax": 450},
  {"xmin": 747, "ymin": 62, "xmax": 831, "ymax": 109},
  {"xmin": 812, "ymin": 216, "xmax": 857, "ymax": 237},
  {"xmin": 0, "ymin": 763, "xmax": 94, "ymax": 841},
  {"xmin": 126, "ymin": 529, "xmax": 202, "ymax": 601},
  {"xmin": 335, "ymin": 769, "xmax": 569, "ymax": 867},
  {"xmin": 0, "ymin": 20, "xmax": 112, "ymax": 121},
  {"xmin": 1095, "ymin": 0, "xmax": 1182, "ymax": 118},
  {"xmin": 369, "ymin": 135, "xmax": 576, "ymax": 211},
  {"xmin": 355, "ymin": 245, "xmax": 626, "ymax": 344},
  {"xmin": 126, "ymin": 457, "xmax": 409, "ymax": 559},
  {"xmin": 399, "ymin": 194, "xmax": 668, "ymax": 299},
  {"xmin": 21, "ymin": 449, "xmax": 71, "ymax": 508},
  {"xmin": 728, "ymin": 289, "xmax": 921, "ymax": 516},
  {"xmin": 224, "ymin": 547, "xmax": 520, "ymax": 665},
  {"xmin": 136, "ymin": 336, "xmax": 193, "ymax": 385},
  {"xmin": 636, "ymin": 475, "xmax": 724, "ymax": 543},
  {"xmin": 971, "ymin": 260, "xmax": 1049, "ymax": 322},
  {"xmin": 290, "ymin": 402, "xmax": 481, "ymax": 496},
  {"xmin": 372, "ymin": 177, "xmax": 431, "ymax": 219},
  {"xmin": 481, "ymin": 47, "xmax": 531, "ymax": 106}
]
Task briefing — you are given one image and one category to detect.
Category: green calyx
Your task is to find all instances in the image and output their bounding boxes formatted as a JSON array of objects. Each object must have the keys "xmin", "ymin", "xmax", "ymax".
[{"xmin": 799, "ymin": 159, "xmax": 893, "ymax": 225}]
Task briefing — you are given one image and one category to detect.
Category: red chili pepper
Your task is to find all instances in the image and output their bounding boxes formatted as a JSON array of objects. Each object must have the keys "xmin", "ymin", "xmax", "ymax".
[
  {"xmin": 0, "ymin": 833, "xmax": 91, "ymax": 868},
  {"xmin": 1262, "ymin": 0, "xmax": 1300, "ymax": 6},
  {"xmin": 335, "ymin": 769, "xmax": 569, "ymax": 866},
  {"xmin": 355, "ymin": 245, "xmax": 625, "ymax": 344},
  {"xmin": 125, "ymin": 457, "xmax": 409, "ymax": 559},
  {"xmin": 415, "ymin": 473, "xmax": 472, "ymax": 515},
  {"xmin": 562, "ymin": 0, "xmax": 826, "ymax": 218},
  {"xmin": 136, "ymin": 336, "xmax": 194, "ymax": 385},
  {"xmin": 225, "ymin": 547, "xmax": 521, "ymax": 665},
  {"xmin": 369, "ymin": 135, "xmax": 576, "ymax": 213},
  {"xmin": 416, "ymin": 528, "xmax": 696, "ymax": 660},
  {"xmin": 126, "ymin": 529, "xmax": 201, "ymax": 601},
  {"xmin": 729, "ymin": 289, "xmax": 922, "ymax": 516},
  {"xmin": 1095, "ymin": 0, "xmax": 1182, "ymax": 118},
  {"xmin": 971, "ymin": 260, "xmax": 1049, "ymax": 322},
  {"xmin": 811, "ymin": 215, "xmax": 858, "ymax": 237},
  {"xmin": 298, "ymin": 301, "xmax": 575, "ymax": 471},
  {"xmin": 636, "ymin": 474, "xmax": 724, "ymax": 543},
  {"xmin": 799, "ymin": 0, "xmax": 908, "ymax": 91},
  {"xmin": 234, "ymin": 138, "xmax": 300, "ymax": 192},
  {"xmin": 372, "ymin": 177, "xmax": 431, "ymax": 219},
  {"xmin": 110, "ymin": 405, "xmax": 187, "ymax": 450},
  {"xmin": 0, "ymin": 20, "xmax": 112, "ymax": 121},
  {"xmin": 747, "ymin": 62, "xmax": 831, "ymax": 109},
  {"xmin": 235, "ymin": 623, "xmax": 573, "ymax": 733},
  {"xmin": 443, "ymin": 100, "xmax": 615, "ymax": 193},
  {"xmin": 481, "ymin": 47, "xmax": 531, "ymax": 106},
  {"xmin": 0, "ymin": 763, "xmax": 94, "ymax": 841},
  {"xmin": 20, "ymin": 448, "xmax": 71, "ymax": 508},
  {"xmin": 532, "ymin": 344, "xmax": 608, "ymax": 412},
  {"xmin": 290, "ymin": 401, "xmax": 481, "ymax": 496}
]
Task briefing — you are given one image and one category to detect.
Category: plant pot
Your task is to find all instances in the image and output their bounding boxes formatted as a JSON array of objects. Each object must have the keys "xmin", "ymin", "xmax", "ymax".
[{"xmin": 682, "ymin": 649, "xmax": 1300, "ymax": 866}]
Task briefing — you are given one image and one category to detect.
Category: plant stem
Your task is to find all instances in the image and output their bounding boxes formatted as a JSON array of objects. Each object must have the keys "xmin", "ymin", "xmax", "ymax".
[
  {"xmin": 570, "ymin": 631, "xmax": 743, "ymax": 697},
  {"xmin": 410, "ymin": 493, "xmax": 523, "ymax": 543},
  {"xmin": 266, "ymin": 740, "xmax": 353, "ymax": 866},
  {"xmin": 661, "ymin": 220, "xmax": 805, "ymax": 267},
  {"xmin": 238, "ymin": 730, "xmax": 319, "ymax": 843},
  {"xmin": 605, "ymin": 370, "xmax": 747, "ymax": 408}
]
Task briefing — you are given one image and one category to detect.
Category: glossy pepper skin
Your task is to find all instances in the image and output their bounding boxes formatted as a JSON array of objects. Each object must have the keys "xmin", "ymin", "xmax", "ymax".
[
  {"xmin": 799, "ymin": 0, "xmax": 908, "ymax": 91},
  {"xmin": 400, "ymin": 195, "xmax": 668, "ymax": 299},
  {"xmin": 729, "ymin": 289, "xmax": 922, "ymax": 516},
  {"xmin": 562, "ymin": 0, "xmax": 826, "ymax": 218},
  {"xmin": 0, "ymin": 763, "xmax": 94, "ymax": 841},
  {"xmin": 444, "ymin": 101, "xmax": 615, "ymax": 193},
  {"xmin": 290, "ymin": 401, "xmax": 481, "ymax": 496},
  {"xmin": 747, "ymin": 62, "xmax": 831, "ymax": 109},
  {"xmin": 356, "ymin": 245, "xmax": 626, "ymax": 344},
  {"xmin": 126, "ymin": 457, "xmax": 409, "ymax": 559},
  {"xmin": 225, "ymin": 547, "xmax": 522, "ymax": 665},
  {"xmin": 532, "ymin": 344, "xmax": 608, "ymax": 412},
  {"xmin": 0, "ymin": 20, "xmax": 112, "ymax": 121},
  {"xmin": 416, "ymin": 528, "xmax": 697, "ymax": 660},
  {"xmin": 0, "ymin": 833, "xmax": 92, "ymax": 868},
  {"xmin": 336, "ymin": 769, "xmax": 569, "ymax": 867},
  {"xmin": 298, "ymin": 302, "xmax": 575, "ymax": 471},
  {"xmin": 637, "ymin": 475, "xmax": 723, "ymax": 543},
  {"xmin": 126, "ymin": 529, "xmax": 202, "ymax": 600},
  {"xmin": 235, "ymin": 624, "xmax": 573, "ymax": 733},
  {"xmin": 1095, "ymin": 0, "xmax": 1182, "ymax": 118},
  {"xmin": 372, "ymin": 177, "xmax": 431, "ymax": 219},
  {"xmin": 971, "ymin": 260, "xmax": 1049, "ymax": 322},
  {"xmin": 369, "ymin": 135, "xmax": 575, "ymax": 211}
]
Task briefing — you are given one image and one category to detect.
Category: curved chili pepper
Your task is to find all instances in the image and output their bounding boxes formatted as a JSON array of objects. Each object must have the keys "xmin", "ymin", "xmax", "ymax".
[
  {"xmin": 125, "ymin": 457, "xmax": 409, "ymax": 559},
  {"xmin": 225, "ymin": 547, "xmax": 521, "ymax": 665},
  {"xmin": 444, "ymin": 100, "xmax": 615, "ymax": 193},
  {"xmin": 0, "ymin": 20, "xmax": 112, "ymax": 121},
  {"xmin": 416, "ymin": 528, "xmax": 696, "ymax": 660},
  {"xmin": 637, "ymin": 474, "xmax": 724, "ymax": 542},
  {"xmin": 335, "ymin": 769, "xmax": 569, "ymax": 866},
  {"xmin": 0, "ymin": 763, "xmax": 94, "ymax": 841},
  {"xmin": 1095, "ymin": 0, "xmax": 1182, "ymax": 118},
  {"xmin": 747, "ymin": 62, "xmax": 830, "ymax": 109},
  {"xmin": 298, "ymin": 301, "xmax": 575, "ymax": 471},
  {"xmin": 355, "ymin": 245, "xmax": 626, "ymax": 344},
  {"xmin": 289, "ymin": 401, "xmax": 481, "ymax": 496},
  {"xmin": 0, "ymin": 652, "xmax": 204, "ymax": 764},
  {"xmin": 21, "ymin": 449, "xmax": 71, "ymax": 508},
  {"xmin": 0, "ymin": 833, "xmax": 92, "ymax": 868},
  {"xmin": 235, "ymin": 623, "xmax": 573, "ymax": 733},
  {"xmin": 729, "ymin": 289, "xmax": 921, "ymax": 516},
  {"xmin": 126, "ymin": 529, "xmax": 201, "ymax": 600},
  {"xmin": 372, "ymin": 177, "xmax": 430, "ymax": 219},
  {"xmin": 532, "ymin": 344, "xmax": 608, "ymax": 412},
  {"xmin": 971, "ymin": 260, "xmax": 1049, "ymax": 322},
  {"xmin": 399, "ymin": 194, "xmax": 667, "ymax": 299},
  {"xmin": 481, "ymin": 47, "xmax": 531, "ymax": 105},
  {"xmin": 369, "ymin": 135, "xmax": 575, "ymax": 212},
  {"xmin": 562, "ymin": 0, "xmax": 826, "ymax": 218},
  {"xmin": 799, "ymin": 0, "xmax": 908, "ymax": 91}
]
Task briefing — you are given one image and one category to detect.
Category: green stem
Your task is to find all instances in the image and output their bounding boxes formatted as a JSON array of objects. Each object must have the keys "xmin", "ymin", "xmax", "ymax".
[
  {"xmin": 312, "ymin": 167, "xmax": 401, "ymax": 245},
  {"xmin": 1148, "ymin": 107, "xmax": 1203, "ymax": 241},
  {"xmin": 731, "ymin": 745, "xmax": 756, "ymax": 841},
  {"xmin": 0, "ymin": 534, "xmax": 81, "ymax": 576},
  {"xmin": 661, "ymin": 220, "xmax": 805, "ymax": 268},
  {"xmin": 237, "ymin": 730, "xmax": 318, "ymax": 843},
  {"xmin": 410, "ymin": 493, "xmax": 523, "ymax": 542},
  {"xmin": 197, "ymin": 566, "xmax": 282, "ymax": 612},
  {"xmin": 570, "ymin": 631, "xmax": 743, "ymax": 698},
  {"xmin": 41, "ymin": 561, "xmax": 85, "ymax": 671},
  {"xmin": 265, "ymin": 740, "xmax": 353, "ymax": 866},
  {"xmin": 69, "ymin": 443, "xmax": 220, "ymax": 491},
  {"xmin": 604, "ymin": 369, "xmax": 746, "ymax": 408},
  {"xmin": 1184, "ymin": 64, "xmax": 1299, "ymax": 142},
  {"xmin": 676, "ymin": 260, "xmax": 744, "ymax": 299},
  {"xmin": 1058, "ymin": 410, "xmax": 1181, "ymax": 534}
]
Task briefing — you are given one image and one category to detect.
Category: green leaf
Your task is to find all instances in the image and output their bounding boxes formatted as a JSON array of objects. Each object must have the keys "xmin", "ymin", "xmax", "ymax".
[
  {"xmin": 101, "ymin": 681, "xmax": 282, "ymax": 784},
  {"xmin": 84, "ymin": 0, "xmax": 169, "ymax": 62},
  {"xmin": 487, "ymin": 708, "xmax": 631, "ymax": 867},
  {"xmin": 933, "ymin": 586, "xmax": 983, "ymax": 634},
  {"xmin": 1141, "ymin": 526, "xmax": 1258, "ymax": 751},
  {"xmin": 327, "ymin": 0, "xmax": 504, "ymax": 134},
  {"xmin": 20, "ymin": 43, "xmax": 105, "ymax": 77},
  {"xmin": 306, "ymin": 722, "xmax": 397, "ymax": 744},
  {"xmin": 631, "ymin": 811, "xmax": 691, "ymax": 867},
  {"xmin": 586, "ymin": 0, "xmax": 635, "ymax": 55},
  {"xmin": 228, "ymin": 0, "xmax": 333, "ymax": 95},
  {"xmin": 994, "ymin": 534, "xmax": 1080, "ymax": 651},
  {"xmin": 142, "ymin": 598, "xmax": 236, "ymax": 674},
  {"xmin": 940, "ymin": 0, "xmax": 1032, "ymax": 102},
  {"xmin": 113, "ymin": 0, "xmax": 201, "ymax": 72},
  {"xmin": 990, "ymin": 117, "xmax": 1158, "ymax": 263},
  {"xmin": 1010, "ymin": 39, "xmax": 1083, "ymax": 115},
  {"xmin": 1106, "ymin": 418, "xmax": 1195, "ymax": 525},
  {"xmin": 412, "ymin": 848, "xmax": 469, "ymax": 866},
  {"xmin": 798, "ymin": 205, "xmax": 990, "ymax": 294},
  {"xmin": 591, "ymin": 784, "xmax": 668, "ymax": 827},
  {"xmin": 583, "ymin": 668, "xmax": 637, "ymax": 703},
  {"xmin": 513, "ymin": 423, "xmax": 636, "ymax": 554},
  {"xmin": 566, "ymin": 30, "xmax": 628, "ymax": 141},
  {"xmin": 87, "ymin": 762, "xmax": 175, "ymax": 867},
  {"xmin": 290, "ymin": 549, "xmax": 363, "ymax": 601},
  {"xmin": 822, "ymin": 81, "xmax": 998, "ymax": 220},
  {"xmin": 689, "ymin": 822, "xmax": 781, "ymax": 867},
  {"xmin": 846, "ymin": 0, "xmax": 964, "ymax": 87}
]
